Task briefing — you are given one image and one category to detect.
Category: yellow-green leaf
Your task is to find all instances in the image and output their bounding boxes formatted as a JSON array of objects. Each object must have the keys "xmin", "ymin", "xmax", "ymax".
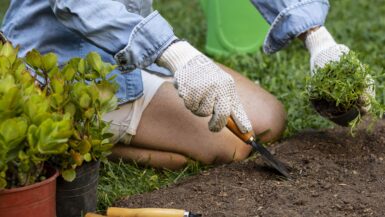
[
  {"xmin": 42, "ymin": 53, "xmax": 58, "ymax": 72},
  {"xmin": 83, "ymin": 153, "xmax": 92, "ymax": 162},
  {"xmin": 25, "ymin": 49, "xmax": 42, "ymax": 69},
  {"xmin": 86, "ymin": 52, "xmax": 102, "ymax": 72},
  {"xmin": 62, "ymin": 169, "xmax": 76, "ymax": 182}
]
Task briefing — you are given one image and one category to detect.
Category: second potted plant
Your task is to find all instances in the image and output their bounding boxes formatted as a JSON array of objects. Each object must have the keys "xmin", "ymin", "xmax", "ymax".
[{"xmin": 25, "ymin": 50, "xmax": 119, "ymax": 217}]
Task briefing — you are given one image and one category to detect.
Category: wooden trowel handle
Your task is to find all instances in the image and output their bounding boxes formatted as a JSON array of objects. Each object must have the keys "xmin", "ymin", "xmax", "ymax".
[
  {"xmin": 226, "ymin": 116, "xmax": 254, "ymax": 143},
  {"xmin": 85, "ymin": 213, "xmax": 107, "ymax": 217},
  {"xmin": 107, "ymin": 207, "xmax": 186, "ymax": 217}
]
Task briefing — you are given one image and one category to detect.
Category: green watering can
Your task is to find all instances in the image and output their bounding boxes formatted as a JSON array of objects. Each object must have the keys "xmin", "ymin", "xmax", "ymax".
[{"xmin": 200, "ymin": 0, "xmax": 269, "ymax": 56}]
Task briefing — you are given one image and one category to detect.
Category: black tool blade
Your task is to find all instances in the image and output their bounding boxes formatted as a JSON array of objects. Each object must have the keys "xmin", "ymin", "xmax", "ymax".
[
  {"xmin": 250, "ymin": 141, "xmax": 290, "ymax": 178},
  {"xmin": 188, "ymin": 213, "xmax": 202, "ymax": 217}
]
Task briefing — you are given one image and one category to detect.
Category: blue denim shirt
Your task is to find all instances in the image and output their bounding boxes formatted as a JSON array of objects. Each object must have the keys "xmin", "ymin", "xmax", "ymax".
[
  {"xmin": 2, "ymin": 0, "xmax": 329, "ymax": 103},
  {"xmin": 1, "ymin": 0, "xmax": 175, "ymax": 104},
  {"xmin": 251, "ymin": 0, "xmax": 330, "ymax": 54}
]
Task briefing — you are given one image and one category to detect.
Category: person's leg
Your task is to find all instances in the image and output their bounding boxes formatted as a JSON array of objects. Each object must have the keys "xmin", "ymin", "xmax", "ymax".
[
  {"xmin": 109, "ymin": 145, "xmax": 189, "ymax": 170},
  {"xmin": 110, "ymin": 64, "xmax": 286, "ymax": 169}
]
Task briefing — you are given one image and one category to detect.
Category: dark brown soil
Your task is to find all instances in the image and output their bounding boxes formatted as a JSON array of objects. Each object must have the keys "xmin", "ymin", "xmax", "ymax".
[
  {"xmin": 116, "ymin": 119, "xmax": 385, "ymax": 217},
  {"xmin": 311, "ymin": 99, "xmax": 361, "ymax": 127},
  {"xmin": 311, "ymin": 98, "xmax": 348, "ymax": 117}
]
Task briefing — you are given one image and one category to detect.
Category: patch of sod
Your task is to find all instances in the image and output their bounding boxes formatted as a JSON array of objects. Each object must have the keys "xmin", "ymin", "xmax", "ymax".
[
  {"xmin": 306, "ymin": 51, "xmax": 384, "ymax": 130},
  {"xmin": 308, "ymin": 51, "xmax": 370, "ymax": 113}
]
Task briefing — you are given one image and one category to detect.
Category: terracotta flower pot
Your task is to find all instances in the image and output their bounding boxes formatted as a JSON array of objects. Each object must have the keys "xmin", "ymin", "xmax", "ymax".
[{"xmin": 0, "ymin": 166, "xmax": 59, "ymax": 217}]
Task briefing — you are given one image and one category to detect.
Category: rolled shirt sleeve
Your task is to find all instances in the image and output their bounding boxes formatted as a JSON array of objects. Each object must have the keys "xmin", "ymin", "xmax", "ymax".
[
  {"xmin": 49, "ymin": 0, "xmax": 177, "ymax": 72},
  {"xmin": 250, "ymin": 0, "xmax": 330, "ymax": 54}
]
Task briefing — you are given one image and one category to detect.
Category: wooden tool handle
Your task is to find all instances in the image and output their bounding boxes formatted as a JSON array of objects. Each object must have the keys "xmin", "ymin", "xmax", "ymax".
[
  {"xmin": 107, "ymin": 207, "xmax": 186, "ymax": 217},
  {"xmin": 226, "ymin": 116, "xmax": 254, "ymax": 143},
  {"xmin": 85, "ymin": 213, "xmax": 107, "ymax": 217}
]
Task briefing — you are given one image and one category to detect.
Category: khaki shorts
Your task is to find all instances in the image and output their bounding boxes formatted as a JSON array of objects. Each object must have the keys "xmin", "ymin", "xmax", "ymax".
[{"xmin": 103, "ymin": 70, "xmax": 171, "ymax": 145}]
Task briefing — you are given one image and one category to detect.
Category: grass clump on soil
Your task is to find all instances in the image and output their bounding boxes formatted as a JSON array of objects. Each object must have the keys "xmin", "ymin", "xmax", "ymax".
[
  {"xmin": 97, "ymin": 160, "xmax": 203, "ymax": 211},
  {"xmin": 306, "ymin": 51, "xmax": 384, "ymax": 130}
]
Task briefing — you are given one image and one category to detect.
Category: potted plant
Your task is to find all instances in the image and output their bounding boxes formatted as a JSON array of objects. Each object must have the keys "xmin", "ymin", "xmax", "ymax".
[
  {"xmin": 25, "ymin": 49, "xmax": 118, "ymax": 217},
  {"xmin": 306, "ymin": 51, "xmax": 384, "ymax": 130},
  {"xmin": 0, "ymin": 42, "xmax": 73, "ymax": 217}
]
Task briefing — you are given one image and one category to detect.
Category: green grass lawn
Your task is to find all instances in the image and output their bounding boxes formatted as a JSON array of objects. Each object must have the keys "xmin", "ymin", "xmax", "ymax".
[
  {"xmin": 2, "ymin": 0, "xmax": 385, "ymax": 211},
  {"xmin": 0, "ymin": 0, "xmax": 10, "ymax": 22}
]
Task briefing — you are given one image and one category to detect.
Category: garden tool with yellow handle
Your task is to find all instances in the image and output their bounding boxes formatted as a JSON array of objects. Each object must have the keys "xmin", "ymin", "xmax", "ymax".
[{"xmin": 85, "ymin": 207, "xmax": 202, "ymax": 217}]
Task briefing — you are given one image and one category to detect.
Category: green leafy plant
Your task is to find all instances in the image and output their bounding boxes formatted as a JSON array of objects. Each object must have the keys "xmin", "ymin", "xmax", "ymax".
[
  {"xmin": 306, "ymin": 51, "xmax": 385, "ymax": 130},
  {"xmin": 25, "ymin": 50, "xmax": 118, "ymax": 182},
  {"xmin": 0, "ymin": 42, "xmax": 73, "ymax": 189}
]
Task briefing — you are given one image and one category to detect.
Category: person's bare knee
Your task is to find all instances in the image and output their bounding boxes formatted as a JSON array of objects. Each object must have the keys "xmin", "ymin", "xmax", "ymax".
[
  {"xmin": 194, "ymin": 131, "xmax": 253, "ymax": 165},
  {"xmin": 217, "ymin": 63, "xmax": 287, "ymax": 143},
  {"xmin": 253, "ymin": 99, "xmax": 286, "ymax": 143},
  {"xmin": 130, "ymin": 66, "xmax": 285, "ymax": 168},
  {"xmin": 232, "ymin": 144, "xmax": 253, "ymax": 162},
  {"xmin": 212, "ymin": 146, "xmax": 252, "ymax": 164}
]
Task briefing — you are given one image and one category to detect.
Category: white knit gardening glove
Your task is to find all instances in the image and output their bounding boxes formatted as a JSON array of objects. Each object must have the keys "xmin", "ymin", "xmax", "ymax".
[
  {"xmin": 157, "ymin": 41, "xmax": 252, "ymax": 133},
  {"xmin": 305, "ymin": 26, "xmax": 374, "ymax": 113}
]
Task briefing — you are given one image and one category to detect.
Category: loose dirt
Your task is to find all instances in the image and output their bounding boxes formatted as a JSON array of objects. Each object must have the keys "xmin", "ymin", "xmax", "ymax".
[{"xmin": 116, "ymin": 119, "xmax": 385, "ymax": 217}]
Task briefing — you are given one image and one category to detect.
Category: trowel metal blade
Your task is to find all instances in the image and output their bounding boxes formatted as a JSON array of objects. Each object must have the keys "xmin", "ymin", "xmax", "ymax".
[{"xmin": 250, "ymin": 141, "xmax": 290, "ymax": 178}]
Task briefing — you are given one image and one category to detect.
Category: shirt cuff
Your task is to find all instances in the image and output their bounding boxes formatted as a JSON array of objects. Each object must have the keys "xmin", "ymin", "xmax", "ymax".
[
  {"xmin": 114, "ymin": 11, "xmax": 177, "ymax": 72},
  {"xmin": 259, "ymin": 0, "xmax": 329, "ymax": 54}
]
